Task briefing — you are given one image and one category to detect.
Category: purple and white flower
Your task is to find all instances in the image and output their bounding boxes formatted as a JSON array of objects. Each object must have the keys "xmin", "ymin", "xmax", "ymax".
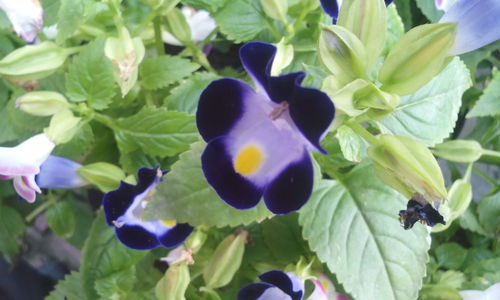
[
  {"xmin": 103, "ymin": 167, "xmax": 194, "ymax": 250},
  {"xmin": 196, "ymin": 42, "xmax": 335, "ymax": 214},
  {"xmin": 0, "ymin": 0, "xmax": 43, "ymax": 43},
  {"xmin": 238, "ymin": 270, "xmax": 304, "ymax": 300},
  {"xmin": 36, "ymin": 155, "xmax": 87, "ymax": 189},
  {"xmin": 0, "ymin": 133, "xmax": 55, "ymax": 202}
]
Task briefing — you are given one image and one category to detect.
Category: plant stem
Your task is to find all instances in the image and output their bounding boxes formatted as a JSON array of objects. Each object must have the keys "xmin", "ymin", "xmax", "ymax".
[
  {"xmin": 347, "ymin": 121, "xmax": 378, "ymax": 145},
  {"xmin": 153, "ymin": 16, "xmax": 164, "ymax": 56},
  {"xmin": 472, "ymin": 165, "xmax": 498, "ymax": 187},
  {"xmin": 480, "ymin": 148, "xmax": 500, "ymax": 165},
  {"xmin": 93, "ymin": 112, "xmax": 118, "ymax": 130},
  {"xmin": 26, "ymin": 197, "xmax": 57, "ymax": 223}
]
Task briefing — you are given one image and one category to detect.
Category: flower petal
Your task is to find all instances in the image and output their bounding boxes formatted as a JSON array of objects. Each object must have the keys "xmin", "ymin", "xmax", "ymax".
[
  {"xmin": 263, "ymin": 152, "xmax": 313, "ymax": 214},
  {"xmin": 115, "ymin": 224, "xmax": 160, "ymax": 250},
  {"xmin": 238, "ymin": 282, "xmax": 277, "ymax": 300},
  {"xmin": 15, "ymin": 133, "xmax": 55, "ymax": 167},
  {"xmin": 0, "ymin": 147, "xmax": 39, "ymax": 176},
  {"xmin": 320, "ymin": 0, "xmax": 341, "ymax": 22},
  {"xmin": 0, "ymin": 0, "xmax": 43, "ymax": 43},
  {"xmin": 196, "ymin": 78, "xmax": 248, "ymax": 142},
  {"xmin": 439, "ymin": 0, "xmax": 500, "ymax": 55},
  {"xmin": 259, "ymin": 271, "xmax": 303, "ymax": 300},
  {"xmin": 158, "ymin": 223, "xmax": 194, "ymax": 248},
  {"xmin": 13, "ymin": 176, "xmax": 36, "ymax": 203},
  {"xmin": 201, "ymin": 136, "xmax": 264, "ymax": 209},
  {"xmin": 36, "ymin": 156, "xmax": 86, "ymax": 189}
]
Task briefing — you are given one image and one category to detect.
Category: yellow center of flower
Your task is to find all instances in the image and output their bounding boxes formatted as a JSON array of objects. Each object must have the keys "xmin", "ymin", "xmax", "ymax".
[
  {"xmin": 161, "ymin": 220, "xmax": 177, "ymax": 227},
  {"xmin": 234, "ymin": 145, "xmax": 264, "ymax": 176}
]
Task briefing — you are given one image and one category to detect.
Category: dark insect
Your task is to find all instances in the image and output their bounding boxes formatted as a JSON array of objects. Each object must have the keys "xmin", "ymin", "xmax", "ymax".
[{"xmin": 398, "ymin": 199, "xmax": 445, "ymax": 230}]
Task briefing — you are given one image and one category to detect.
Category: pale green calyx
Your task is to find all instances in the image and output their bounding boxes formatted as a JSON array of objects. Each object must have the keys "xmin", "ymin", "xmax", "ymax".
[
  {"xmin": 164, "ymin": 7, "xmax": 192, "ymax": 46},
  {"xmin": 43, "ymin": 109, "xmax": 81, "ymax": 145},
  {"xmin": 77, "ymin": 162, "xmax": 126, "ymax": 193},
  {"xmin": 16, "ymin": 91, "xmax": 69, "ymax": 116},
  {"xmin": 155, "ymin": 262, "xmax": 190, "ymax": 300},
  {"xmin": 271, "ymin": 38, "xmax": 294, "ymax": 76},
  {"xmin": 260, "ymin": 0, "xmax": 288, "ymax": 22},
  {"xmin": 433, "ymin": 140, "xmax": 483, "ymax": 163}
]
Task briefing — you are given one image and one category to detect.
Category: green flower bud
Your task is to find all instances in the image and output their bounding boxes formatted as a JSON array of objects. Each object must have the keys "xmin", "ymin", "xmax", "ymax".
[
  {"xmin": 184, "ymin": 229, "xmax": 207, "ymax": 254},
  {"xmin": 368, "ymin": 135, "xmax": 447, "ymax": 204},
  {"xmin": 164, "ymin": 7, "xmax": 192, "ymax": 46},
  {"xmin": 44, "ymin": 109, "xmax": 81, "ymax": 145},
  {"xmin": 16, "ymin": 91, "xmax": 69, "ymax": 116},
  {"xmin": 433, "ymin": 140, "xmax": 482, "ymax": 163},
  {"xmin": 77, "ymin": 162, "xmax": 126, "ymax": 193},
  {"xmin": 260, "ymin": 0, "xmax": 288, "ymax": 22},
  {"xmin": 337, "ymin": 0, "xmax": 387, "ymax": 67},
  {"xmin": 105, "ymin": 27, "xmax": 145, "ymax": 97},
  {"xmin": 155, "ymin": 262, "xmax": 190, "ymax": 300},
  {"xmin": 271, "ymin": 38, "xmax": 294, "ymax": 76},
  {"xmin": 379, "ymin": 23, "xmax": 456, "ymax": 96},
  {"xmin": 0, "ymin": 42, "xmax": 73, "ymax": 81},
  {"xmin": 432, "ymin": 179, "xmax": 472, "ymax": 233},
  {"xmin": 203, "ymin": 230, "xmax": 247, "ymax": 288},
  {"xmin": 318, "ymin": 25, "xmax": 368, "ymax": 86}
]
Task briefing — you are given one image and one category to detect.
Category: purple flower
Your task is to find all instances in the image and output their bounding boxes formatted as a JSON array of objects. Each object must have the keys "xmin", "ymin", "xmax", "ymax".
[
  {"xmin": 319, "ymin": 0, "xmax": 394, "ymax": 23},
  {"xmin": 36, "ymin": 155, "xmax": 87, "ymax": 189},
  {"xmin": 238, "ymin": 270, "xmax": 304, "ymax": 300},
  {"xmin": 103, "ymin": 167, "xmax": 193, "ymax": 250},
  {"xmin": 196, "ymin": 42, "xmax": 335, "ymax": 214}
]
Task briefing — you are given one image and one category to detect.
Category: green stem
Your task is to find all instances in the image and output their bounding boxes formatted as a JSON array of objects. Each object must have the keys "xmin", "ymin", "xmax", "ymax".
[
  {"xmin": 464, "ymin": 163, "xmax": 473, "ymax": 182},
  {"xmin": 93, "ymin": 112, "xmax": 118, "ymax": 130},
  {"xmin": 153, "ymin": 17, "xmax": 164, "ymax": 56},
  {"xmin": 26, "ymin": 197, "xmax": 57, "ymax": 223},
  {"xmin": 347, "ymin": 121, "xmax": 378, "ymax": 145},
  {"xmin": 186, "ymin": 42, "xmax": 216, "ymax": 73},
  {"xmin": 479, "ymin": 148, "xmax": 500, "ymax": 165},
  {"xmin": 472, "ymin": 166, "xmax": 498, "ymax": 187},
  {"xmin": 265, "ymin": 19, "xmax": 282, "ymax": 41}
]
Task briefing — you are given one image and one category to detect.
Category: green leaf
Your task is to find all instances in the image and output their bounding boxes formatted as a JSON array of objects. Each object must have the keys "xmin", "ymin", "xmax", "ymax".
[
  {"xmin": 377, "ymin": 57, "xmax": 471, "ymax": 147},
  {"xmin": 436, "ymin": 270, "xmax": 465, "ymax": 289},
  {"xmin": 460, "ymin": 202, "xmax": 489, "ymax": 237},
  {"xmin": 383, "ymin": 4, "xmax": 405, "ymax": 56},
  {"xmin": 261, "ymin": 214, "xmax": 308, "ymax": 262},
  {"xmin": 337, "ymin": 125, "xmax": 368, "ymax": 162},
  {"xmin": 144, "ymin": 141, "xmax": 273, "ymax": 227},
  {"xmin": 214, "ymin": 0, "xmax": 267, "ymax": 43},
  {"xmin": 65, "ymin": 39, "xmax": 117, "ymax": 110},
  {"xmin": 46, "ymin": 271, "xmax": 86, "ymax": 300},
  {"xmin": 299, "ymin": 162, "xmax": 430, "ymax": 300},
  {"xmin": 182, "ymin": 0, "xmax": 229, "ymax": 12},
  {"xmin": 53, "ymin": 123, "xmax": 94, "ymax": 160},
  {"xmin": 7, "ymin": 91, "xmax": 50, "ymax": 136},
  {"xmin": 114, "ymin": 107, "xmax": 199, "ymax": 157},
  {"xmin": 42, "ymin": 0, "xmax": 62, "ymax": 27},
  {"xmin": 467, "ymin": 71, "xmax": 500, "ymax": 118},
  {"xmin": 119, "ymin": 150, "xmax": 162, "ymax": 175},
  {"xmin": 95, "ymin": 267, "xmax": 136, "ymax": 299},
  {"xmin": 477, "ymin": 190, "xmax": 500, "ymax": 235},
  {"xmin": 419, "ymin": 284, "xmax": 461, "ymax": 300},
  {"xmin": 80, "ymin": 210, "xmax": 146, "ymax": 299},
  {"xmin": 0, "ymin": 204, "xmax": 26, "ymax": 261},
  {"xmin": 46, "ymin": 201, "xmax": 76, "ymax": 238},
  {"xmin": 139, "ymin": 56, "xmax": 200, "ymax": 90},
  {"xmin": 66, "ymin": 198, "xmax": 93, "ymax": 249},
  {"xmin": 435, "ymin": 243, "xmax": 467, "ymax": 270},
  {"xmin": 415, "ymin": 0, "xmax": 443, "ymax": 23},
  {"xmin": 165, "ymin": 72, "xmax": 220, "ymax": 114},
  {"xmin": 57, "ymin": 0, "xmax": 85, "ymax": 44},
  {"xmin": 0, "ymin": 104, "xmax": 18, "ymax": 144}
]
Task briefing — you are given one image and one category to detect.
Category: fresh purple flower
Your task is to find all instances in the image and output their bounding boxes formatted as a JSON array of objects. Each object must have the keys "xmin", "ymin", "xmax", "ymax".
[
  {"xmin": 196, "ymin": 42, "xmax": 335, "ymax": 214},
  {"xmin": 238, "ymin": 270, "xmax": 304, "ymax": 300},
  {"xmin": 0, "ymin": 0, "xmax": 43, "ymax": 43},
  {"xmin": 439, "ymin": 0, "xmax": 500, "ymax": 55},
  {"xmin": 319, "ymin": 0, "xmax": 394, "ymax": 23},
  {"xmin": 36, "ymin": 155, "xmax": 87, "ymax": 189},
  {"xmin": 103, "ymin": 167, "xmax": 193, "ymax": 250}
]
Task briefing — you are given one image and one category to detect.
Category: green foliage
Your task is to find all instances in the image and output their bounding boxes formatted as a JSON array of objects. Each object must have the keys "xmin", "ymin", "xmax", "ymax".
[
  {"xmin": 0, "ymin": 203, "xmax": 26, "ymax": 261},
  {"xmin": 139, "ymin": 56, "xmax": 200, "ymax": 90},
  {"xmin": 467, "ymin": 71, "xmax": 500, "ymax": 118},
  {"xmin": 57, "ymin": 0, "xmax": 85, "ymax": 44},
  {"xmin": 415, "ymin": 0, "xmax": 443, "ymax": 22},
  {"xmin": 46, "ymin": 271, "xmax": 86, "ymax": 300},
  {"xmin": 46, "ymin": 200, "xmax": 76, "ymax": 238},
  {"xmin": 144, "ymin": 141, "xmax": 273, "ymax": 227},
  {"xmin": 214, "ymin": 0, "xmax": 267, "ymax": 43},
  {"xmin": 435, "ymin": 243, "xmax": 467, "ymax": 270}
]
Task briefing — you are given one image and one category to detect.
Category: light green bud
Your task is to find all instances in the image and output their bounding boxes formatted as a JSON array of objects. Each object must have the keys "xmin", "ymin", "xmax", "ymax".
[
  {"xmin": 44, "ymin": 109, "xmax": 81, "ymax": 145},
  {"xmin": 368, "ymin": 135, "xmax": 447, "ymax": 204},
  {"xmin": 433, "ymin": 140, "xmax": 482, "ymax": 163},
  {"xmin": 105, "ymin": 27, "xmax": 145, "ymax": 97},
  {"xmin": 337, "ymin": 0, "xmax": 387, "ymax": 68},
  {"xmin": 155, "ymin": 262, "xmax": 190, "ymax": 300},
  {"xmin": 0, "ymin": 42, "xmax": 73, "ymax": 81},
  {"xmin": 77, "ymin": 162, "xmax": 126, "ymax": 192},
  {"xmin": 164, "ymin": 7, "xmax": 192, "ymax": 46},
  {"xmin": 203, "ymin": 230, "xmax": 247, "ymax": 288},
  {"xmin": 433, "ymin": 179, "xmax": 472, "ymax": 232},
  {"xmin": 184, "ymin": 229, "xmax": 207, "ymax": 254},
  {"xmin": 271, "ymin": 38, "xmax": 294, "ymax": 76},
  {"xmin": 318, "ymin": 25, "xmax": 368, "ymax": 86},
  {"xmin": 16, "ymin": 91, "xmax": 69, "ymax": 116},
  {"xmin": 260, "ymin": 0, "xmax": 288, "ymax": 22},
  {"xmin": 379, "ymin": 23, "xmax": 456, "ymax": 96}
]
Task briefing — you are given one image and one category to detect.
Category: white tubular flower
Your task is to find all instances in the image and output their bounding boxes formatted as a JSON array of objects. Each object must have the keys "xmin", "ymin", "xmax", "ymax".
[
  {"xmin": 162, "ymin": 6, "xmax": 216, "ymax": 46},
  {"xmin": 460, "ymin": 283, "xmax": 500, "ymax": 300},
  {"xmin": 0, "ymin": 0, "xmax": 43, "ymax": 43}
]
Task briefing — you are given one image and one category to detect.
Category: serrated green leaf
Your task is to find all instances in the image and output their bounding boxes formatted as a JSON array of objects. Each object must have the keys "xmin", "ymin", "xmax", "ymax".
[
  {"xmin": 57, "ymin": 0, "xmax": 85, "ymax": 44},
  {"xmin": 46, "ymin": 271, "xmax": 86, "ymax": 300},
  {"xmin": 435, "ymin": 243, "xmax": 467, "ymax": 270},
  {"xmin": 261, "ymin": 214, "xmax": 308, "ymax": 262},
  {"xmin": 119, "ymin": 150, "xmax": 162, "ymax": 175},
  {"xmin": 214, "ymin": 0, "xmax": 267, "ymax": 43},
  {"xmin": 95, "ymin": 267, "xmax": 136, "ymax": 299},
  {"xmin": 477, "ymin": 190, "xmax": 500, "ymax": 235},
  {"xmin": 114, "ymin": 107, "xmax": 199, "ymax": 157},
  {"xmin": 139, "ymin": 56, "xmax": 199, "ymax": 90},
  {"xmin": 182, "ymin": 0, "xmax": 228, "ymax": 12},
  {"xmin": 65, "ymin": 39, "xmax": 117, "ymax": 110},
  {"xmin": 415, "ymin": 0, "xmax": 443, "ymax": 23},
  {"xmin": 80, "ymin": 210, "xmax": 146, "ymax": 299},
  {"xmin": 165, "ymin": 72, "xmax": 219, "ymax": 114},
  {"xmin": 66, "ymin": 198, "xmax": 93, "ymax": 249},
  {"xmin": 0, "ymin": 204, "xmax": 26, "ymax": 261},
  {"xmin": 337, "ymin": 125, "xmax": 368, "ymax": 162},
  {"xmin": 299, "ymin": 162, "xmax": 429, "ymax": 300},
  {"xmin": 460, "ymin": 202, "xmax": 489, "ymax": 237},
  {"xmin": 144, "ymin": 141, "xmax": 273, "ymax": 227},
  {"xmin": 467, "ymin": 71, "xmax": 500, "ymax": 118},
  {"xmin": 377, "ymin": 57, "xmax": 471, "ymax": 147},
  {"xmin": 46, "ymin": 201, "xmax": 76, "ymax": 238}
]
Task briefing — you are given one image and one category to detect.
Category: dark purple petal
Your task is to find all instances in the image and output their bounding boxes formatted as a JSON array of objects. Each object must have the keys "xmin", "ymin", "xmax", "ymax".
[
  {"xmin": 263, "ymin": 152, "xmax": 313, "ymax": 214},
  {"xmin": 259, "ymin": 271, "xmax": 302, "ymax": 300},
  {"xmin": 36, "ymin": 156, "xmax": 85, "ymax": 189},
  {"xmin": 115, "ymin": 225, "xmax": 160, "ymax": 250},
  {"xmin": 103, "ymin": 181, "xmax": 136, "ymax": 226},
  {"xmin": 136, "ymin": 167, "xmax": 159, "ymax": 193},
  {"xmin": 196, "ymin": 78, "xmax": 250, "ymax": 142},
  {"xmin": 201, "ymin": 137, "xmax": 264, "ymax": 209},
  {"xmin": 238, "ymin": 282, "xmax": 274, "ymax": 300},
  {"xmin": 320, "ymin": 0, "xmax": 341, "ymax": 22},
  {"xmin": 158, "ymin": 223, "xmax": 194, "ymax": 248},
  {"xmin": 420, "ymin": 204, "xmax": 446, "ymax": 227},
  {"xmin": 386, "ymin": 0, "xmax": 394, "ymax": 5},
  {"xmin": 289, "ymin": 86, "xmax": 335, "ymax": 153}
]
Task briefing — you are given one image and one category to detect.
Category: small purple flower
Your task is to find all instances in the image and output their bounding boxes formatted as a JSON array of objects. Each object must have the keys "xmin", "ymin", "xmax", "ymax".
[
  {"xmin": 238, "ymin": 270, "xmax": 304, "ymax": 300},
  {"xmin": 103, "ymin": 167, "xmax": 193, "ymax": 250},
  {"xmin": 196, "ymin": 42, "xmax": 335, "ymax": 215},
  {"xmin": 36, "ymin": 155, "xmax": 87, "ymax": 189},
  {"xmin": 398, "ymin": 198, "xmax": 445, "ymax": 230},
  {"xmin": 319, "ymin": 0, "xmax": 394, "ymax": 23}
]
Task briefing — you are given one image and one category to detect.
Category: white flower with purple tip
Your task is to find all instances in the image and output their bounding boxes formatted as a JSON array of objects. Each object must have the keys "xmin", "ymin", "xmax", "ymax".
[
  {"xmin": 0, "ymin": 0, "xmax": 43, "ymax": 43},
  {"xmin": 196, "ymin": 42, "xmax": 335, "ymax": 214},
  {"xmin": 103, "ymin": 167, "xmax": 194, "ymax": 250},
  {"xmin": 439, "ymin": 0, "xmax": 500, "ymax": 55},
  {"xmin": 0, "ymin": 133, "xmax": 55, "ymax": 203},
  {"xmin": 460, "ymin": 282, "xmax": 500, "ymax": 300},
  {"xmin": 238, "ymin": 270, "xmax": 304, "ymax": 300}
]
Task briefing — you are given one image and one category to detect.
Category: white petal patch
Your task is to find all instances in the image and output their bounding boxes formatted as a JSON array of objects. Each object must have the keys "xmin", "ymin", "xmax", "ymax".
[{"xmin": 257, "ymin": 287, "xmax": 293, "ymax": 300}]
